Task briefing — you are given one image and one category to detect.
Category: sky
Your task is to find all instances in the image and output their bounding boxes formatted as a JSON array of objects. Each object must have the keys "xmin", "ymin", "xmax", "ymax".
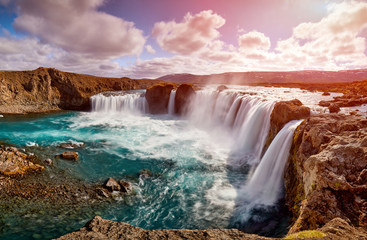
[{"xmin": 0, "ymin": 0, "xmax": 366, "ymax": 79}]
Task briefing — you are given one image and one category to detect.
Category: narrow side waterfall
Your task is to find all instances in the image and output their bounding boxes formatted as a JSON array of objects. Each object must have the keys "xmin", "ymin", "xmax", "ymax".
[
  {"xmin": 168, "ymin": 90, "xmax": 176, "ymax": 115},
  {"xmin": 231, "ymin": 119, "xmax": 303, "ymax": 225},
  {"xmin": 91, "ymin": 92, "xmax": 148, "ymax": 114}
]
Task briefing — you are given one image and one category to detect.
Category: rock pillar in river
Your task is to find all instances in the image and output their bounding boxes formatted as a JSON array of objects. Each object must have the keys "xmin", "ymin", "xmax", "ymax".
[
  {"xmin": 174, "ymin": 83, "xmax": 195, "ymax": 115},
  {"xmin": 145, "ymin": 84, "xmax": 175, "ymax": 114}
]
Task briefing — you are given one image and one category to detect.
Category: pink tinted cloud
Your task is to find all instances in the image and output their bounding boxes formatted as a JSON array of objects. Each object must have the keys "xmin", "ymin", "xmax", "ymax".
[
  {"xmin": 13, "ymin": 0, "xmax": 146, "ymax": 59},
  {"xmin": 238, "ymin": 31, "xmax": 271, "ymax": 52},
  {"xmin": 152, "ymin": 10, "xmax": 225, "ymax": 55}
]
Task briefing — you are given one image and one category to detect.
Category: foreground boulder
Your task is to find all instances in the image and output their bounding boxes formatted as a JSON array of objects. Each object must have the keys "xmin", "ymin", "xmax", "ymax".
[
  {"xmin": 0, "ymin": 146, "xmax": 44, "ymax": 176},
  {"xmin": 55, "ymin": 216, "xmax": 271, "ymax": 240},
  {"xmin": 285, "ymin": 113, "xmax": 367, "ymax": 233},
  {"xmin": 60, "ymin": 151, "xmax": 79, "ymax": 161},
  {"xmin": 145, "ymin": 84, "xmax": 175, "ymax": 114},
  {"xmin": 174, "ymin": 83, "xmax": 196, "ymax": 115}
]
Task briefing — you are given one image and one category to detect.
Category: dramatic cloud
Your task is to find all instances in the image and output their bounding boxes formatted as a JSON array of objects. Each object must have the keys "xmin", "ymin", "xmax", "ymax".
[
  {"xmin": 152, "ymin": 10, "xmax": 225, "ymax": 55},
  {"xmin": 276, "ymin": 0, "xmax": 367, "ymax": 69},
  {"xmin": 13, "ymin": 0, "xmax": 146, "ymax": 59}
]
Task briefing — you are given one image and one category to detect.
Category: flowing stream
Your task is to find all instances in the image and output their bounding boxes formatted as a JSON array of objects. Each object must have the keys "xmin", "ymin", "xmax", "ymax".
[{"xmin": 0, "ymin": 86, "xmax": 336, "ymax": 239}]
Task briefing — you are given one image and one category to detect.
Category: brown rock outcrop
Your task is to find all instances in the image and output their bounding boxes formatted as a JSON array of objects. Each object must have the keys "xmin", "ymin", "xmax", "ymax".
[
  {"xmin": 265, "ymin": 99, "xmax": 310, "ymax": 151},
  {"xmin": 55, "ymin": 216, "xmax": 367, "ymax": 240},
  {"xmin": 145, "ymin": 83, "xmax": 175, "ymax": 114},
  {"xmin": 174, "ymin": 83, "xmax": 196, "ymax": 115},
  {"xmin": 285, "ymin": 113, "xmax": 367, "ymax": 234},
  {"xmin": 55, "ymin": 216, "xmax": 272, "ymax": 240},
  {"xmin": 0, "ymin": 146, "xmax": 44, "ymax": 176},
  {"xmin": 0, "ymin": 67, "xmax": 166, "ymax": 114}
]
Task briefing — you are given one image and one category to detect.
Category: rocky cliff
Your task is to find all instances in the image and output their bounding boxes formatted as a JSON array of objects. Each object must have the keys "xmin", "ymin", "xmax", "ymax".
[
  {"xmin": 285, "ymin": 113, "xmax": 367, "ymax": 233},
  {"xmin": 0, "ymin": 68, "xmax": 164, "ymax": 114}
]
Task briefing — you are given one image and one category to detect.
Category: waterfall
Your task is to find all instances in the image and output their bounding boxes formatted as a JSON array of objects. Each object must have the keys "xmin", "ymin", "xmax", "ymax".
[
  {"xmin": 90, "ymin": 92, "xmax": 148, "ymax": 114},
  {"xmin": 187, "ymin": 90, "xmax": 274, "ymax": 166},
  {"xmin": 232, "ymin": 119, "xmax": 303, "ymax": 225},
  {"xmin": 168, "ymin": 90, "xmax": 176, "ymax": 115}
]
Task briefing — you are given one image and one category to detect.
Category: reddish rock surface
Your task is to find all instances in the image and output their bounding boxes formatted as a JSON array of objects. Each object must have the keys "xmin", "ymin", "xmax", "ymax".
[
  {"xmin": 174, "ymin": 83, "xmax": 195, "ymax": 115},
  {"xmin": 285, "ymin": 114, "xmax": 367, "ymax": 233},
  {"xmin": 145, "ymin": 83, "xmax": 175, "ymax": 114}
]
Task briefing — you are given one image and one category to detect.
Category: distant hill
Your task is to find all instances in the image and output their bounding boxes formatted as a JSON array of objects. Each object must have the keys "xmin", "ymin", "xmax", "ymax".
[{"xmin": 157, "ymin": 69, "xmax": 367, "ymax": 85}]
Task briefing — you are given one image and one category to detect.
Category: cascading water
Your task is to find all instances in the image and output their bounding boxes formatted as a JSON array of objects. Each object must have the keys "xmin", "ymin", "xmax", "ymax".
[
  {"xmin": 230, "ymin": 119, "xmax": 303, "ymax": 233},
  {"xmin": 168, "ymin": 90, "xmax": 176, "ymax": 115},
  {"xmin": 186, "ymin": 90, "xmax": 274, "ymax": 167},
  {"xmin": 90, "ymin": 91, "xmax": 148, "ymax": 114}
]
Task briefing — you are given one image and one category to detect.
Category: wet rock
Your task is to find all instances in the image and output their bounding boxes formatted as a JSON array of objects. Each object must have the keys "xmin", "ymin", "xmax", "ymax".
[
  {"xmin": 216, "ymin": 85, "xmax": 228, "ymax": 91},
  {"xmin": 60, "ymin": 142, "xmax": 84, "ymax": 149},
  {"xmin": 174, "ymin": 83, "xmax": 196, "ymax": 115},
  {"xmin": 285, "ymin": 114, "xmax": 367, "ymax": 233},
  {"xmin": 322, "ymin": 92, "xmax": 330, "ymax": 96},
  {"xmin": 44, "ymin": 158, "xmax": 53, "ymax": 166},
  {"xmin": 55, "ymin": 216, "xmax": 272, "ymax": 240},
  {"xmin": 0, "ymin": 146, "xmax": 44, "ymax": 176},
  {"xmin": 104, "ymin": 177, "xmax": 121, "ymax": 192},
  {"xmin": 145, "ymin": 83, "xmax": 175, "ymax": 114},
  {"xmin": 139, "ymin": 169, "xmax": 152, "ymax": 178},
  {"xmin": 328, "ymin": 103, "xmax": 340, "ymax": 113},
  {"xmin": 96, "ymin": 187, "xmax": 110, "ymax": 198},
  {"xmin": 119, "ymin": 180, "xmax": 132, "ymax": 193},
  {"xmin": 60, "ymin": 151, "xmax": 79, "ymax": 161}
]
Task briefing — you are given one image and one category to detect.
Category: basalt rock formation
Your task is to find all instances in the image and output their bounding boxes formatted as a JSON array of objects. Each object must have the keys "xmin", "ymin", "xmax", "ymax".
[
  {"xmin": 174, "ymin": 83, "xmax": 196, "ymax": 115},
  {"xmin": 145, "ymin": 83, "xmax": 175, "ymax": 114},
  {"xmin": 0, "ymin": 67, "xmax": 165, "ymax": 114},
  {"xmin": 285, "ymin": 113, "xmax": 367, "ymax": 234}
]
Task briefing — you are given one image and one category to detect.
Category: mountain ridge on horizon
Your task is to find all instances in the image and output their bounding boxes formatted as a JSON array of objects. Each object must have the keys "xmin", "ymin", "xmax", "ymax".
[{"xmin": 157, "ymin": 69, "xmax": 367, "ymax": 84}]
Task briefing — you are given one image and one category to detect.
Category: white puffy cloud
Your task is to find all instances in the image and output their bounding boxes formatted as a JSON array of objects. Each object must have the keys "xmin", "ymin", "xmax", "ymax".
[
  {"xmin": 145, "ymin": 45, "xmax": 156, "ymax": 54},
  {"xmin": 152, "ymin": 10, "xmax": 225, "ymax": 55},
  {"xmin": 239, "ymin": 31, "xmax": 271, "ymax": 52},
  {"xmin": 13, "ymin": 0, "xmax": 146, "ymax": 59},
  {"xmin": 276, "ymin": 0, "xmax": 367, "ymax": 69}
]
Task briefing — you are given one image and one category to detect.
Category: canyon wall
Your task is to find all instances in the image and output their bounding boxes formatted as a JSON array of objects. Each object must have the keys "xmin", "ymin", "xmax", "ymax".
[
  {"xmin": 0, "ymin": 68, "xmax": 164, "ymax": 114},
  {"xmin": 285, "ymin": 114, "xmax": 367, "ymax": 233}
]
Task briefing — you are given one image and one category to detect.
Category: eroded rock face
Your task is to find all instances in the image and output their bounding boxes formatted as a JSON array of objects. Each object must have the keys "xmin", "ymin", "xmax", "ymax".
[
  {"xmin": 145, "ymin": 84, "xmax": 174, "ymax": 114},
  {"xmin": 174, "ymin": 83, "xmax": 195, "ymax": 115},
  {"xmin": 0, "ymin": 146, "xmax": 44, "ymax": 176},
  {"xmin": 55, "ymin": 216, "xmax": 272, "ymax": 240},
  {"xmin": 265, "ymin": 99, "xmax": 310, "ymax": 151},
  {"xmin": 0, "ymin": 67, "xmax": 167, "ymax": 114},
  {"xmin": 285, "ymin": 114, "xmax": 367, "ymax": 233}
]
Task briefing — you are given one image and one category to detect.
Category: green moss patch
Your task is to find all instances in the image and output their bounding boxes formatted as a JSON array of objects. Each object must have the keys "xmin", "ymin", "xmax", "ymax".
[{"xmin": 285, "ymin": 230, "xmax": 326, "ymax": 239}]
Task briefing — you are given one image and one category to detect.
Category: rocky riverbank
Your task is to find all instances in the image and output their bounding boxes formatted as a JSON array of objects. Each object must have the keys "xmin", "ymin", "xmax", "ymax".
[
  {"xmin": 285, "ymin": 113, "xmax": 367, "ymax": 234},
  {"xmin": 0, "ymin": 67, "xmax": 165, "ymax": 114}
]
